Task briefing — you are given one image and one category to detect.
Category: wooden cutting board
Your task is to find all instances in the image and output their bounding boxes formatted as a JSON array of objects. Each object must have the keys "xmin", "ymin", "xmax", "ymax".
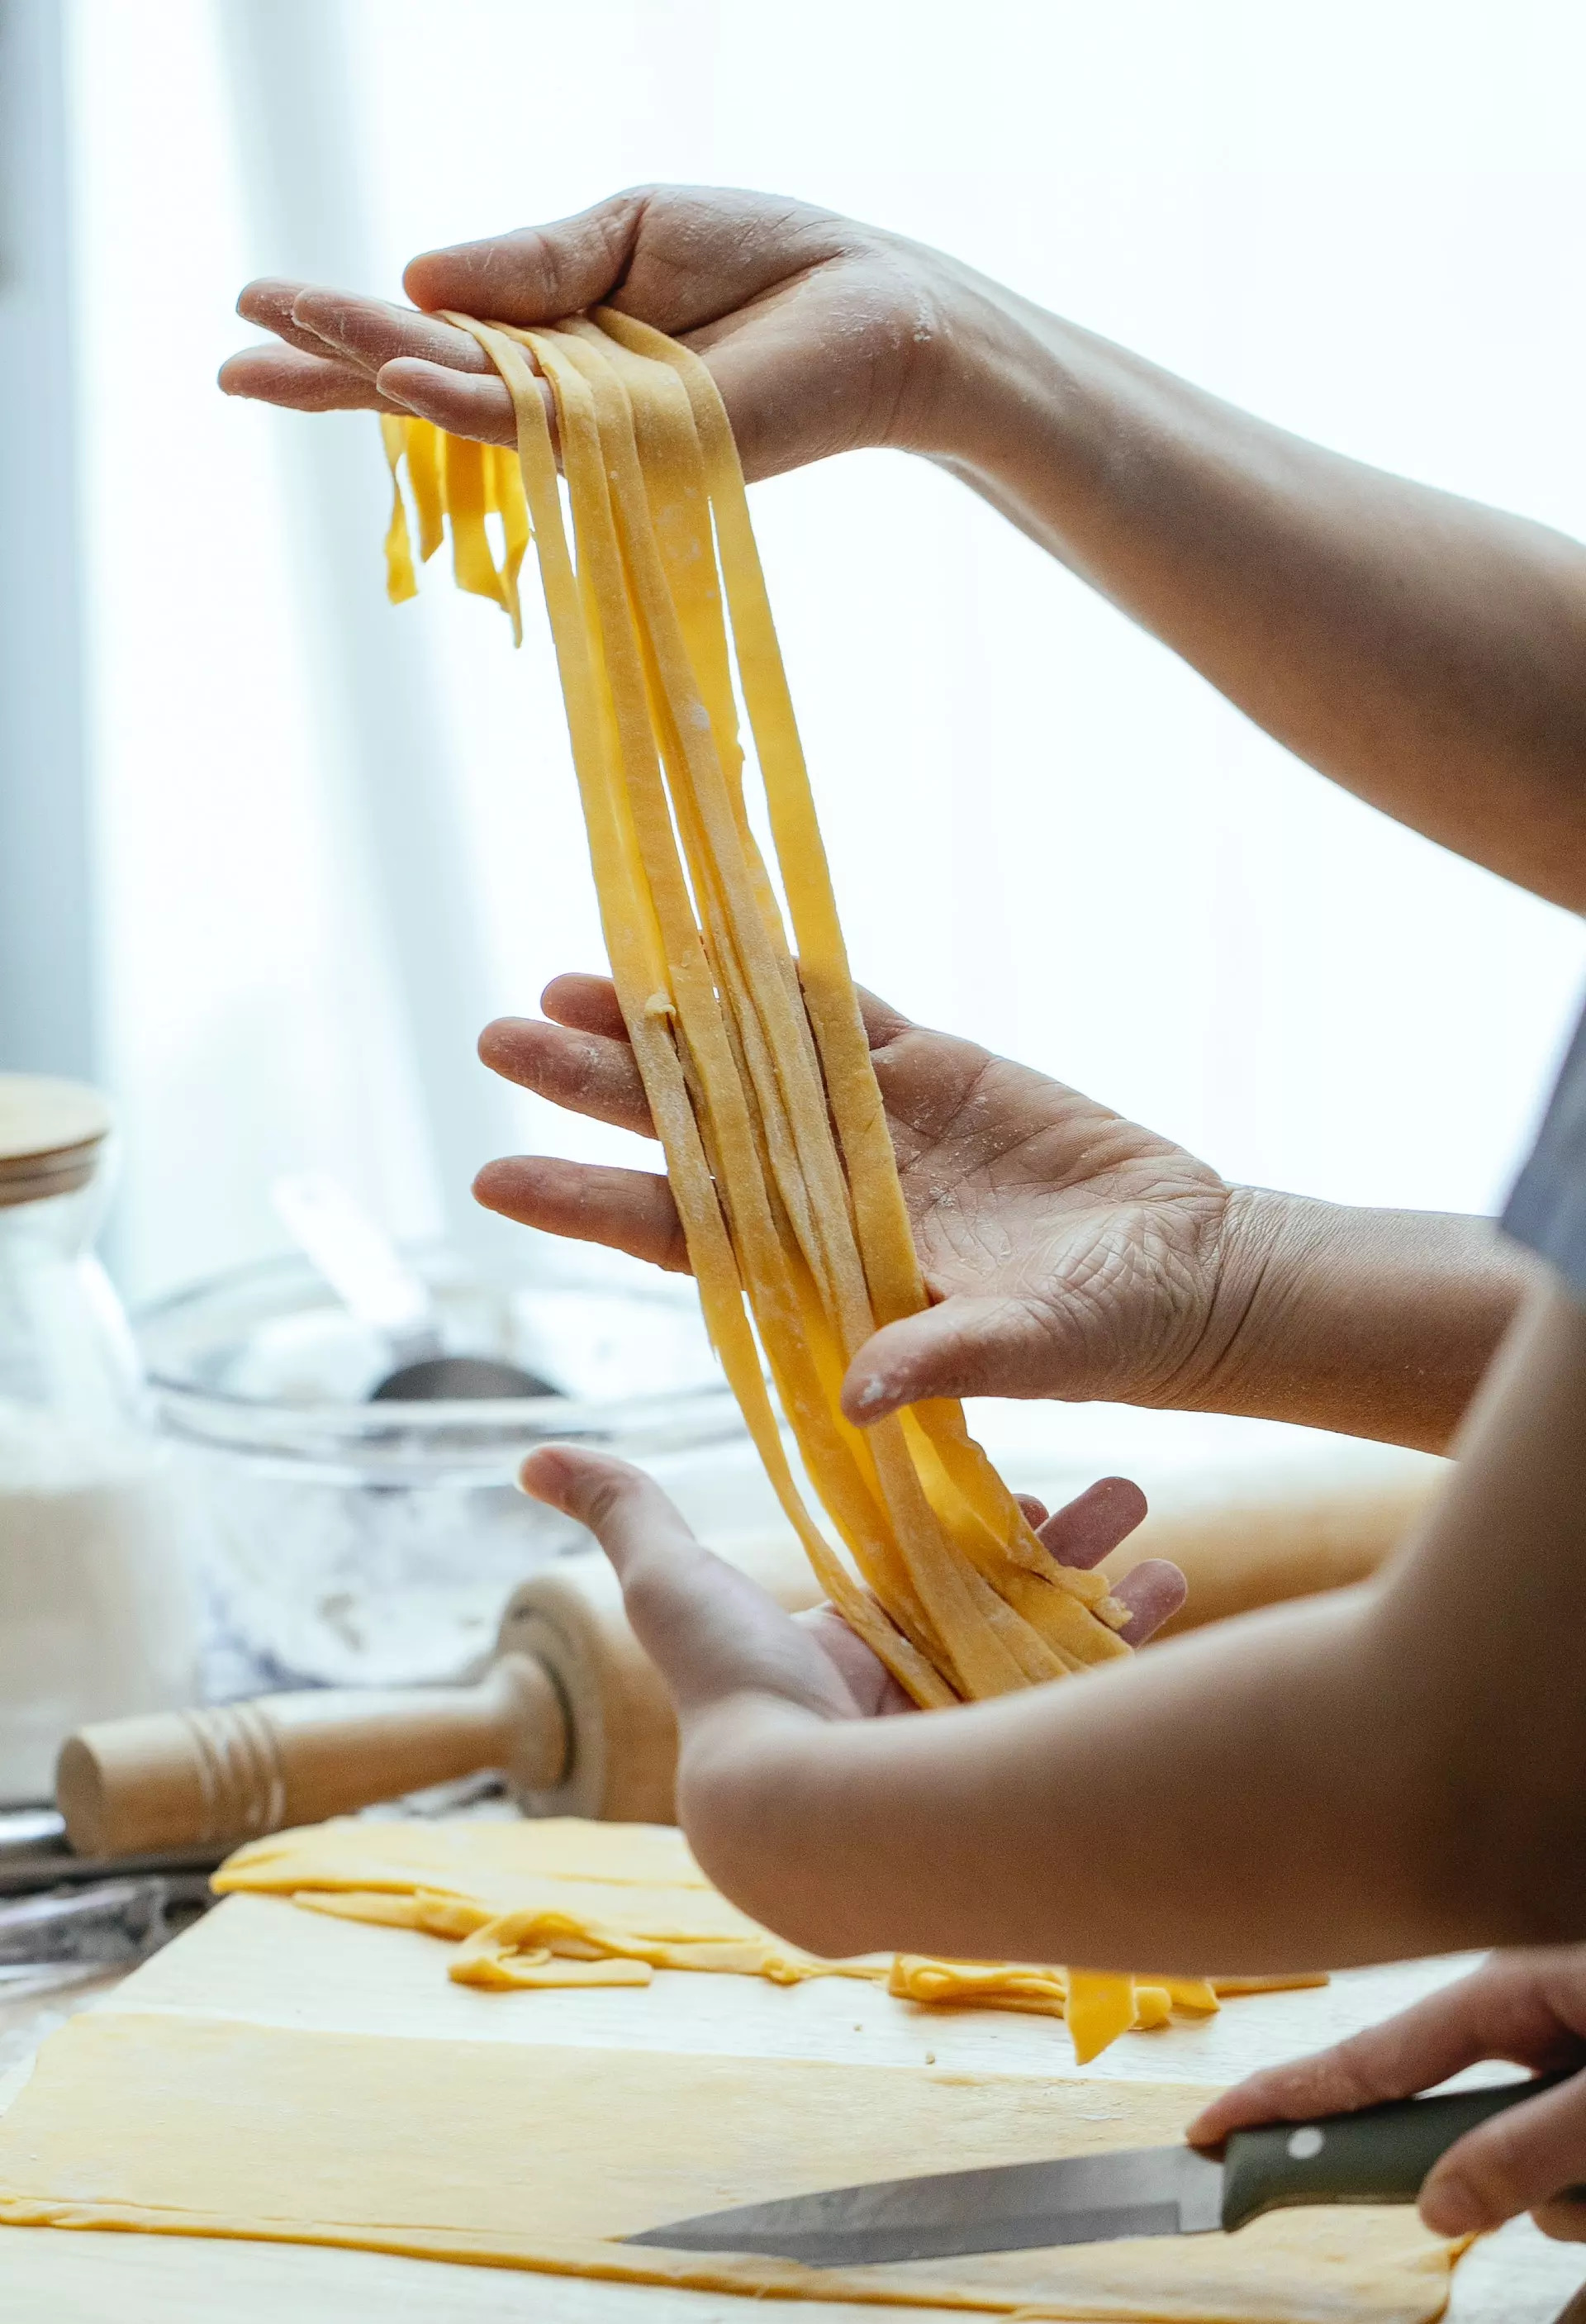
[{"xmin": 0, "ymin": 1895, "xmax": 1580, "ymax": 2321}]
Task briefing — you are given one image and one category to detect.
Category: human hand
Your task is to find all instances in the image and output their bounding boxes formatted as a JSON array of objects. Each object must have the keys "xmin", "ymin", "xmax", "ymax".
[
  {"xmin": 221, "ymin": 186, "xmax": 970, "ymax": 482},
  {"xmin": 477, "ymin": 973, "xmax": 1255, "ymax": 1426},
  {"xmin": 522, "ymin": 1439, "xmax": 1174, "ymax": 1744},
  {"xmin": 1187, "ymin": 1947, "xmax": 1586, "ymax": 2242}
]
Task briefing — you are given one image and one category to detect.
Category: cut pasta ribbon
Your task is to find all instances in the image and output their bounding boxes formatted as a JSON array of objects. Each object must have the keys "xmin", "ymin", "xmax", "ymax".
[
  {"xmin": 219, "ymin": 1818, "xmax": 1327, "ymax": 2055},
  {"xmin": 378, "ymin": 313, "xmax": 1156, "ymax": 2055}
]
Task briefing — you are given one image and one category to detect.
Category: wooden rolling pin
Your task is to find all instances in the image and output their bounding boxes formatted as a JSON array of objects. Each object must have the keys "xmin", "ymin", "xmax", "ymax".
[
  {"xmin": 1115, "ymin": 1458, "xmax": 1443, "ymax": 1638},
  {"xmin": 57, "ymin": 1463, "xmax": 1442, "ymax": 1859},
  {"xmin": 55, "ymin": 1538, "xmax": 824, "ymax": 1859}
]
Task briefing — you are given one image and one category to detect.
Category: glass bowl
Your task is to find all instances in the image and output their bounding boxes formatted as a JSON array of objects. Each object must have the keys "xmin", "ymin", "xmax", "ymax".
[{"xmin": 136, "ymin": 1248, "xmax": 748, "ymax": 1693}]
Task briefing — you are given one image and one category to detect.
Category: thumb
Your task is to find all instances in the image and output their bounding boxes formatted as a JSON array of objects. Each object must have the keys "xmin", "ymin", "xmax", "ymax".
[
  {"xmin": 520, "ymin": 1445, "xmax": 857, "ymax": 1723},
  {"xmin": 404, "ymin": 193, "xmax": 646, "ymax": 324},
  {"xmin": 840, "ymin": 1294, "xmax": 1068, "ymax": 1423}
]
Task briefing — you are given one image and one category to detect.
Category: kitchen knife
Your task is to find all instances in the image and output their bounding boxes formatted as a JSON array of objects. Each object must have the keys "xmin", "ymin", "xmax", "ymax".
[
  {"xmin": 627, "ymin": 2075, "xmax": 1583, "ymax": 2265},
  {"xmin": 0, "ymin": 1805, "xmax": 226, "ymax": 1898}
]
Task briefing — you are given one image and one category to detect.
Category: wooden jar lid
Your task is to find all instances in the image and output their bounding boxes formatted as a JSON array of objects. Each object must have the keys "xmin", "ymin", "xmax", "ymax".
[{"xmin": 0, "ymin": 1076, "xmax": 113, "ymax": 1208}]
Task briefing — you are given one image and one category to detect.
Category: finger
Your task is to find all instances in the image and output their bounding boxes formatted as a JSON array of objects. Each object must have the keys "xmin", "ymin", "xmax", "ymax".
[
  {"xmin": 1036, "ymin": 1477, "xmax": 1148, "ymax": 1571},
  {"xmin": 1421, "ymin": 2072, "xmax": 1586, "ymax": 2237},
  {"xmin": 1186, "ymin": 1957, "xmax": 1569, "ymax": 2148},
  {"xmin": 307, "ymin": 292, "xmax": 560, "ymax": 442},
  {"xmin": 1113, "ymin": 1559, "xmax": 1188, "ymax": 1647},
  {"xmin": 1014, "ymin": 1494, "xmax": 1050, "ymax": 1530},
  {"xmin": 477, "ymin": 1015, "xmax": 652, "ymax": 1138},
  {"xmin": 403, "ymin": 192, "xmax": 649, "ymax": 326},
  {"xmin": 374, "ymin": 357, "xmax": 520, "ymax": 447},
  {"xmin": 472, "ymin": 1157, "xmax": 688, "ymax": 1273},
  {"xmin": 292, "ymin": 288, "xmax": 495, "ymax": 378},
  {"xmin": 236, "ymin": 276, "xmax": 344, "ymax": 359},
  {"xmin": 520, "ymin": 1444, "xmax": 858, "ymax": 1720},
  {"xmin": 218, "ymin": 345, "xmax": 408, "ymax": 415},
  {"xmin": 539, "ymin": 973, "xmax": 629, "ymax": 1042},
  {"xmin": 1530, "ymin": 2195, "xmax": 1586, "ymax": 2241}
]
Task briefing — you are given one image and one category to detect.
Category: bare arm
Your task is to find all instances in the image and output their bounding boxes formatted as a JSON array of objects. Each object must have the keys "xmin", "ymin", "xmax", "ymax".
[
  {"xmin": 525, "ymin": 1280, "xmax": 1586, "ymax": 1974},
  {"xmin": 1188, "ymin": 1188, "xmax": 1534, "ymax": 1452},
  {"xmin": 225, "ymin": 187, "xmax": 1586, "ymax": 909},
  {"xmin": 930, "ymin": 278, "xmax": 1586, "ymax": 910}
]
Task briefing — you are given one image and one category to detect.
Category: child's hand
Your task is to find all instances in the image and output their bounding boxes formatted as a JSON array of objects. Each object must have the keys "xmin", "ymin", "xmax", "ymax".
[
  {"xmin": 521, "ymin": 1443, "xmax": 1179, "ymax": 1727},
  {"xmin": 478, "ymin": 975, "xmax": 1246, "ymax": 1424},
  {"xmin": 220, "ymin": 187, "xmax": 969, "ymax": 482},
  {"xmin": 1187, "ymin": 1947, "xmax": 1586, "ymax": 2242}
]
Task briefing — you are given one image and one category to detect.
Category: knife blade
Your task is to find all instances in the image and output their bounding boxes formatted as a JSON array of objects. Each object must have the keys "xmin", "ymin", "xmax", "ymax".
[{"xmin": 626, "ymin": 2074, "xmax": 1580, "ymax": 2265}]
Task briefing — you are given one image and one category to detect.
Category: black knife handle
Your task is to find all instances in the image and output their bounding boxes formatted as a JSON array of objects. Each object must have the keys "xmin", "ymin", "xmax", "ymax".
[{"xmin": 1222, "ymin": 2074, "xmax": 1583, "ymax": 2231}]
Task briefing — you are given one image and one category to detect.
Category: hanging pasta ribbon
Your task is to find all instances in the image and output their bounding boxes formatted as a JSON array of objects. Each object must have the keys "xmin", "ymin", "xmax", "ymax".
[{"xmin": 375, "ymin": 316, "xmax": 1150, "ymax": 2060}]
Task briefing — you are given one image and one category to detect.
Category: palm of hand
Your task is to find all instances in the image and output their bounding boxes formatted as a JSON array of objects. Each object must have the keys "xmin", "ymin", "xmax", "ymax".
[
  {"xmin": 486, "ymin": 981, "xmax": 1192, "ymax": 1652},
  {"xmin": 857, "ymin": 998, "xmax": 1234, "ymax": 1411},
  {"xmin": 476, "ymin": 977, "xmax": 1233, "ymax": 1419}
]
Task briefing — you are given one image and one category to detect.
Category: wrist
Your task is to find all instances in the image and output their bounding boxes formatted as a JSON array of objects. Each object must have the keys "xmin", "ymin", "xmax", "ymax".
[
  {"xmin": 1181, "ymin": 1189, "xmax": 1531, "ymax": 1451},
  {"xmin": 1174, "ymin": 1185, "xmax": 1306, "ymax": 1419},
  {"xmin": 883, "ymin": 242, "xmax": 1063, "ymax": 466},
  {"xmin": 917, "ymin": 261, "xmax": 1105, "ymax": 481}
]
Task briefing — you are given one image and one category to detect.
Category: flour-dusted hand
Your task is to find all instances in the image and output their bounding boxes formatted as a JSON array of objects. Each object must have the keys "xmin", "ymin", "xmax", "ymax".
[
  {"xmin": 221, "ymin": 186, "xmax": 1586, "ymax": 929},
  {"xmin": 1187, "ymin": 1946, "xmax": 1586, "ymax": 2243},
  {"xmin": 220, "ymin": 187, "xmax": 969, "ymax": 482},
  {"xmin": 480, "ymin": 975, "xmax": 1240, "ymax": 1423},
  {"xmin": 476, "ymin": 974, "xmax": 1524, "ymax": 1454}
]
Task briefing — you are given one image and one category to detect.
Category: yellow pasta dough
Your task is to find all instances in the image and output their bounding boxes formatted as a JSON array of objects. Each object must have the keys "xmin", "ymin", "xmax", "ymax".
[
  {"xmin": 379, "ymin": 317, "xmax": 1136, "ymax": 1700},
  {"xmin": 0, "ymin": 2013, "xmax": 1455, "ymax": 2323},
  {"xmin": 218, "ymin": 1811, "xmax": 710, "ymax": 1894},
  {"xmin": 376, "ymin": 308, "xmax": 1163, "ymax": 2051},
  {"xmin": 216, "ymin": 1817, "xmax": 1323, "ymax": 2039}
]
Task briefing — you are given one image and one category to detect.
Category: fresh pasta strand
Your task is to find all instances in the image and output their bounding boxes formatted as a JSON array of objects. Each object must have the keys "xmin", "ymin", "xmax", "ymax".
[{"xmin": 375, "ymin": 316, "xmax": 1150, "ymax": 2054}]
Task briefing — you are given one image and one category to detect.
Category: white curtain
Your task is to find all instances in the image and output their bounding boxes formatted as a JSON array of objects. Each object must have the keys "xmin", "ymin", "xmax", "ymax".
[{"xmin": 63, "ymin": 0, "xmax": 1586, "ymax": 1309}]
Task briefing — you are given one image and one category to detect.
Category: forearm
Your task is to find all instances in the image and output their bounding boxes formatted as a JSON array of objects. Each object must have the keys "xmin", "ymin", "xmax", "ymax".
[
  {"xmin": 1181, "ymin": 1190, "xmax": 1536, "ymax": 1451},
  {"xmin": 683, "ymin": 1590, "xmax": 1443, "ymax": 1974},
  {"xmin": 921, "ymin": 260, "xmax": 1586, "ymax": 910},
  {"xmin": 686, "ymin": 1283, "xmax": 1586, "ymax": 1979}
]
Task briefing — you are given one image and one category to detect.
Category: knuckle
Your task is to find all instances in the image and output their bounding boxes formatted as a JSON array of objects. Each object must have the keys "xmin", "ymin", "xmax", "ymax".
[
  {"xmin": 621, "ymin": 1546, "xmax": 700, "ymax": 1637},
  {"xmin": 579, "ymin": 1467, "xmax": 637, "ymax": 1537},
  {"xmin": 558, "ymin": 1036, "xmax": 602, "ymax": 1098},
  {"xmin": 619, "ymin": 1556, "xmax": 671, "ymax": 1622},
  {"xmin": 1458, "ymin": 2125, "xmax": 1536, "ymax": 2218}
]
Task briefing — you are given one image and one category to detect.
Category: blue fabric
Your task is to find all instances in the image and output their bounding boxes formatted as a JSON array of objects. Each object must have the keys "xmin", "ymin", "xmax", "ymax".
[{"xmin": 1503, "ymin": 993, "xmax": 1586, "ymax": 1300}]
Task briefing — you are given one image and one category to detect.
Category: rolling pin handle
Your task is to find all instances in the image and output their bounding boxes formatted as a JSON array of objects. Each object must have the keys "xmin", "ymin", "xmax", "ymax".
[{"xmin": 55, "ymin": 1652, "xmax": 567, "ymax": 1859}]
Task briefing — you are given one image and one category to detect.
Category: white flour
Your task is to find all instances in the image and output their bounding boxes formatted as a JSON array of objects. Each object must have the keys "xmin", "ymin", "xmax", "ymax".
[{"xmin": 0, "ymin": 1407, "xmax": 198, "ymax": 1803}]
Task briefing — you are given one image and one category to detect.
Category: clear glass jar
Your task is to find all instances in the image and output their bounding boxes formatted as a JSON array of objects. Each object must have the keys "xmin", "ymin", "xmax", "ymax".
[{"xmin": 0, "ymin": 1078, "xmax": 199, "ymax": 1804}]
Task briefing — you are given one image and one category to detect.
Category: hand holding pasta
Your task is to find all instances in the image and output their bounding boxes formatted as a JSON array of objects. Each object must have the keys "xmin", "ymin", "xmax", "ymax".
[
  {"xmin": 222, "ymin": 187, "xmax": 965, "ymax": 481},
  {"xmin": 477, "ymin": 974, "xmax": 1239, "ymax": 1426},
  {"xmin": 520, "ymin": 1441, "xmax": 1171, "ymax": 1806}
]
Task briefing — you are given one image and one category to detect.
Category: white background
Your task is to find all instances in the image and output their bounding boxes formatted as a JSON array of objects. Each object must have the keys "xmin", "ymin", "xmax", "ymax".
[{"xmin": 63, "ymin": 0, "xmax": 1586, "ymax": 1303}]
